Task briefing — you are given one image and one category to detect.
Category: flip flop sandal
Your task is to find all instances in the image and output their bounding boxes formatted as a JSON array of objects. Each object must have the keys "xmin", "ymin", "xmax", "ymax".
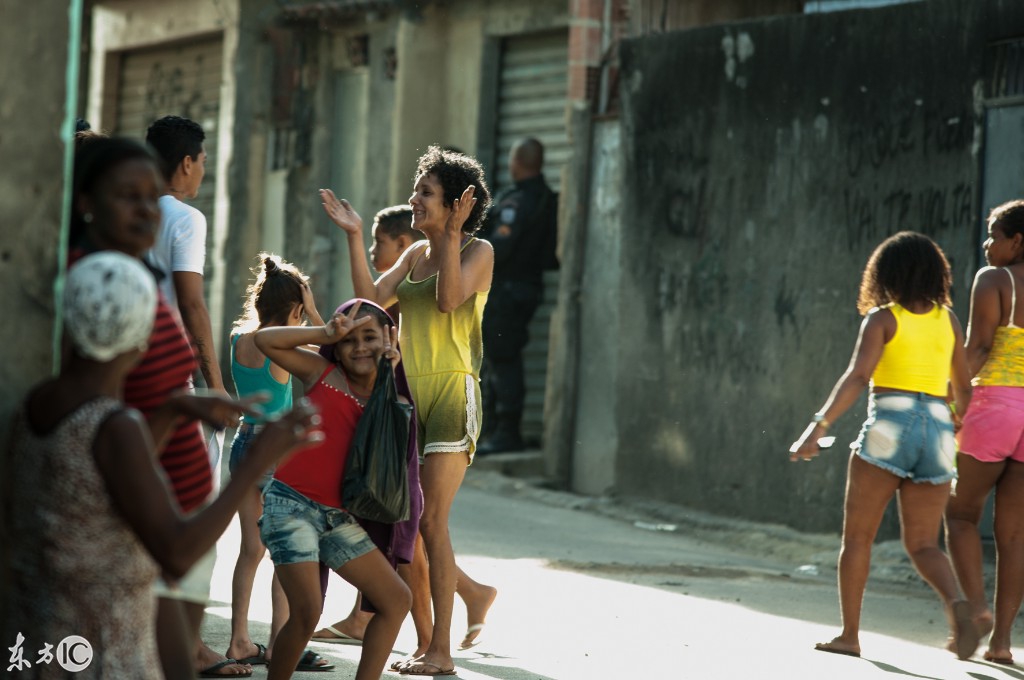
[
  {"xmin": 296, "ymin": 649, "xmax": 335, "ymax": 672},
  {"xmin": 198, "ymin": 658, "xmax": 253, "ymax": 678},
  {"xmin": 814, "ymin": 642, "xmax": 860, "ymax": 658},
  {"xmin": 390, "ymin": 656, "xmax": 420, "ymax": 672},
  {"xmin": 459, "ymin": 623, "xmax": 485, "ymax": 650},
  {"xmin": 400, "ymin": 660, "xmax": 457, "ymax": 676},
  {"xmin": 311, "ymin": 625, "xmax": 362, "ymax": 645},
  {"xmin": 234, "ymin": 643, "xmax": 268, "ymax": 665}
]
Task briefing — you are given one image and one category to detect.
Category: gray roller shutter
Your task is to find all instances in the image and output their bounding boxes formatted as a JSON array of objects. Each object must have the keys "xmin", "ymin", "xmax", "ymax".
[
  {"xmin": 492, "ymin": 29, "xmax": 569, "ymax": 447},
  {"xmin": 113, "ymin": 37, "xmax": 223, "ymax": 255}
]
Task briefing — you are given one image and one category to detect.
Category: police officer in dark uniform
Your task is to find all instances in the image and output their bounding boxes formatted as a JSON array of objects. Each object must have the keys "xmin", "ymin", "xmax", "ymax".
[{"xmin": 477, "ymin": 137, "xmax": 558, "ymax": 454}]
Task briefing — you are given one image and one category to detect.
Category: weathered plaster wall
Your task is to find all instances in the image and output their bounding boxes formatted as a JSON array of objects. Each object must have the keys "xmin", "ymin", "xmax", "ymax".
[
  {"xmin": 573, "ymin": 119, "xmax": 623, "ymax": 496},
  {"xmin": 615, "ymin": 0, "xmax": 1024, "ymax": 532},
  {"xmin": 0, "ymin": 0, "xmax": 70, "ymax": 436}
]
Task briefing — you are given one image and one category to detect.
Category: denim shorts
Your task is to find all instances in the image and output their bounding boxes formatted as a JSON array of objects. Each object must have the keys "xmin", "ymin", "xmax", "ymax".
[
  {"xmin": 229, "ymin": 422, "xmax": 273, "ymax": 491},
  {"xmin": 258, "ymin": 479, "xmax": 376, "ymax": 569},
  {"xmin": 852, "ymin": 392, "xmax": 956, "ymax": 484}
]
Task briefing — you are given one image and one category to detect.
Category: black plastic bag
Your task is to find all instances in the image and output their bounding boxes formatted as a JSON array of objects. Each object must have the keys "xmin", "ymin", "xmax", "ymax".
[{"xmin": 342, "ymin": 356, "xmax": 413, "ymax": 523}]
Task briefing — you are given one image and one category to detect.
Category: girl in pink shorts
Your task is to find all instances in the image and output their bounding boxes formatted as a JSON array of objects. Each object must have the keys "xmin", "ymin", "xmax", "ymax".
[{"xmin": 947, "ymin": 199, "xmax": 1024, "ymax": 664}]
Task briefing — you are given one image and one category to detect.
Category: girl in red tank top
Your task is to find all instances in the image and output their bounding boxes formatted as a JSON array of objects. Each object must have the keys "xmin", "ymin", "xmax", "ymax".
[{"xmin": 254, "ymin": 300, "xmax": 413, "ymax": 680}]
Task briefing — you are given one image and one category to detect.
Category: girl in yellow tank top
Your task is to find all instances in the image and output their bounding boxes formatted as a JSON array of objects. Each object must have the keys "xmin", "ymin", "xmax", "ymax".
[
  {"xmin": 319, "ymin": 146, "xmax": 499, "ymax": 674},
  {"xmin": 788, "ymin": 232, "xmax": 974, "ymax": 660},
  {"xmin": 948, "ymin": 199, "xmax": 1024, "ymax": 665}
]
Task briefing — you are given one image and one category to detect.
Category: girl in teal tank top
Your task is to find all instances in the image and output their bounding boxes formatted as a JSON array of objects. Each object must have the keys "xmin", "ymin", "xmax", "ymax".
[
  {"xmin": 225, "ymin": 253, "xmax": 326, "ymax": 666},
  {"xmin": 320, "ymin": 146, "xmax": 499, "ymax": 674},
  {"xmin": 788, "ymin": 232, "xmax": 975, "ymax": 660}
]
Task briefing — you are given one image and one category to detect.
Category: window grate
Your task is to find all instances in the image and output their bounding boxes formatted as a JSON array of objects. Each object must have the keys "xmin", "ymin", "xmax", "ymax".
[{"xmin": 988, "ymin": 39, "xmax": 1024, "ymax": 101}]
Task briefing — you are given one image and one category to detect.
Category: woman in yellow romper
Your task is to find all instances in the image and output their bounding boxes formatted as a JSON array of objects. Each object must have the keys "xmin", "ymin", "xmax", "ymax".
[{"xmin": 320, "ymin": 146, "xmax": 498, "ymax": 676}]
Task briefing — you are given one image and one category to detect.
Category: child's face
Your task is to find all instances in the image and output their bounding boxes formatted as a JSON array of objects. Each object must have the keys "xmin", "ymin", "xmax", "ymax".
[
  {"xmin": 369, "ymin": 222, "xmax": 405, "ymax": 273},
  {"xmin": 333, "ymin": 317, "xmax": 387, "ymax": 380}
]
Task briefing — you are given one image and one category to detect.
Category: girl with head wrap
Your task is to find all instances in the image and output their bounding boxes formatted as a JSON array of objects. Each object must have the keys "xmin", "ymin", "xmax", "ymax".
[{"xmin": 1, "ymin": 252, "xmax": 320, "ymax": 679}]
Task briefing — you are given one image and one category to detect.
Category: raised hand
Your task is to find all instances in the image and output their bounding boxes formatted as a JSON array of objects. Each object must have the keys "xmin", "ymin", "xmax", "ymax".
[
  {"xmin": 323, "ymin": 301, "xmax": 372, "ymax": 342},
  {"xmin": 444, "ymin": 185, "xmax": 477, "ymax": 235},
  {"xmin": 300, "ymin": 281, "xmax": 323, "ymax": 325},
  {"xmin": 320, "ymin": 188, "xmax": 362, "ymax": 235},
  {"xmin": 383, "ymin": 323, "xmax": 401, "ymax": 370}
]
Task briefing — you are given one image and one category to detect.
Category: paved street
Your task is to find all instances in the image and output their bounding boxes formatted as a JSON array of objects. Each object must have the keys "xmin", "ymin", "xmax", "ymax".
[{"xmin": 200, "ymin": 468, "xmax": 1024, "ymax": 680}]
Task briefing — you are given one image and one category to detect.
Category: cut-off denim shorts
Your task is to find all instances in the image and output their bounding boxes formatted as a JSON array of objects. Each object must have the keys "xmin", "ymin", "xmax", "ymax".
[
  {"xmin": 258, "ymin": 479, "xmax": 376, "ymax": 570},
  {"xmin": 851, "ymin": 392, "xmax": 956, "ymax": 484},
  {"xmin": 228, "ymin": 422, "xmax": 273, "ymax": 491}
]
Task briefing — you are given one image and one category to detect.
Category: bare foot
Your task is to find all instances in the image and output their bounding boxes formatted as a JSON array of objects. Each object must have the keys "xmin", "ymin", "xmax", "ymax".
[
  {"xmin": 197, "ymin": 643, "xmax": 252, "ymax": 677},
  {"xmin": 950, "ymin": 600, "xmax": 982, "ymax": 660},
  {"xmin": 459, "ymin": 584, "xmax": 497, "ymax": 649},
  {"xmin": 984, "ymin": 649, "xmax": 1015, "ymax": 665},
  {"xmin": 814, "ymin": 636, "xmax": 861, "ymax": 658}
]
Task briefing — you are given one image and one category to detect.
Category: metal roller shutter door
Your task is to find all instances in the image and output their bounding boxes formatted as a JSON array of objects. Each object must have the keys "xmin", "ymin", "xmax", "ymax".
[
  {"xmin": 493, "ymin": 30, "xmax": 569, "ymax": 446},
  {"xmin": 113, "ymin": 37, "xmax": 223, "ymax": 254}
]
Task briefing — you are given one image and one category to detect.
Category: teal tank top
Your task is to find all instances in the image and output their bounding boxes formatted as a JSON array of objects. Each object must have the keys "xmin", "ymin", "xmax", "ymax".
[{"xmin": 230, "ymin": 334, "xmax": 293, "ymax": 423}]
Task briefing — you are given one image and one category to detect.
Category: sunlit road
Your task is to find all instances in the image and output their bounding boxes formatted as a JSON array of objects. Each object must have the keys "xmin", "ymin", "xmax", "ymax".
[{"xmin": 201, "ymin": 469, "xmax": 1023, "ymax": 679}]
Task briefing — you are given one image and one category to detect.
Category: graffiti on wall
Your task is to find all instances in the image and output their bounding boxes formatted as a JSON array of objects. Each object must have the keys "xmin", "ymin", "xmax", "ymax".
[
  {"xmin": 843, "ymin": 104, "xmax": 973, "ymax": 179},
  {"xmin": 141, "ymin": 52, "xmax": 218, "ymax": 132}
]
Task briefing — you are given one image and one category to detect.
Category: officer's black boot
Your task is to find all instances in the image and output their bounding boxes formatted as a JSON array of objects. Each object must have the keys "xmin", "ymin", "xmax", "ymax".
[{"xmin": 476, "ymin": 412, "xmax": 524, "ymax": 455}]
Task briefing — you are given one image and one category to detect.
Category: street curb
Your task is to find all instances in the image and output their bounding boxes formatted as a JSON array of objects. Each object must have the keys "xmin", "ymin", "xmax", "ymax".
[{"xmin": 462, "ymin": 467, "xmax": 944, "ymax": 592}]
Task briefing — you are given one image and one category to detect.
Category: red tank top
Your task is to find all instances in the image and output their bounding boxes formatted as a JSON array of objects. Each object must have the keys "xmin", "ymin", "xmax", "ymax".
[
  {"xmin": 274, "ymin": 366, "xmax": 363, "ymax": 508},
  {"xmin": 69, "ymin": 247, "xmax": 211, "ymax": 513}
]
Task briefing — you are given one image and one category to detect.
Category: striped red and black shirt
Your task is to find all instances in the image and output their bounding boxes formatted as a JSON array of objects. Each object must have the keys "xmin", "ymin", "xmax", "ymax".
[
  {"xmin": 70, "ymin": 246, "xmax": 212, "ymax": 512},
  {"xmin": 123, "ymin": 294, "xmax": 211, "ymax": 512}
]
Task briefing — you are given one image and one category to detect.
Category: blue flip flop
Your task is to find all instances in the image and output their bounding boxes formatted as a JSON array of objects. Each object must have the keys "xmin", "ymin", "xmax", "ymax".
[
  {"xmin": 296, "ymin": 649, "xmax": 335, "ymax": 672},
  {"xmin": 235, "ymin": 643, "xmax": 268, "ymax": 666}
]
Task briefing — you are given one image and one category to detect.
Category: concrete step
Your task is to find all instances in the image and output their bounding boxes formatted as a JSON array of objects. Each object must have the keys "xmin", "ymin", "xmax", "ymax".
[{"xmin": 470, "ymin": 448, "xmax": 546, "ymax": 478}]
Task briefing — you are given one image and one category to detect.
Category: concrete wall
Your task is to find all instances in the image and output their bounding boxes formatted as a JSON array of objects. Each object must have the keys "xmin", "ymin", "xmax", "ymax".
[
  {"xmin": 612, "ymin": 0, "xmax": 1024, "ymax": 532},
  {"xmin": 573, "ymin": 119, "xmax": 623, "ymax": 495},
  {"xmin": 0, "ymin": 0, "xmax": 71, "ymax": 434}
]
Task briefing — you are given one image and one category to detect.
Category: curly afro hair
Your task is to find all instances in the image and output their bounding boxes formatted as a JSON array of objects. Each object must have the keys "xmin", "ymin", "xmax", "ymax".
[
  {"xmin": 414, "ymin": 145, "xmax": 492, "ymax": 234},
  {"xmin": 989, "ymin": 199, "xmax": 1024, "ymax": 240},
  {"xmin": 856, "ymin": 231, "xmax": 952, "ymax": 315}
]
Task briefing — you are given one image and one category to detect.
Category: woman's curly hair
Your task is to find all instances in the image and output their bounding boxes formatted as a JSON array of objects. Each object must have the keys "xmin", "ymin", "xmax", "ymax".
[
  {"xmin": 414, "ymin": 145, "xmax": 492, "ymax": 234},
  {"xmin": 856, "ymin": 231, "xmax": 952, "ymax": 315},
  {"xmin": 989, "ymin": 199, "xmax": 1024, "ymax": 240}
]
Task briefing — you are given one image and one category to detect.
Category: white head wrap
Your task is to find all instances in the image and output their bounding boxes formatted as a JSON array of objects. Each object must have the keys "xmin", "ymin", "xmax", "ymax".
[{"xmin": 64, "ymin": 252, "xmax": 157, "ymax": 361}]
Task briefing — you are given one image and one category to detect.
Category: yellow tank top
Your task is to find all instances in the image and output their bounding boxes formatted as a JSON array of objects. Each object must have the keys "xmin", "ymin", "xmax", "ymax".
[
  {"xmin": 871, "ymin": 303, "xmax": 953, "ymax": 397},
  {"xmin": 396, "ymin": 240, "xmax": 488, "ymax": 379},
  {"xmin": 975, "ymin": 268, "xmax": 1024, "ymax": 387}
]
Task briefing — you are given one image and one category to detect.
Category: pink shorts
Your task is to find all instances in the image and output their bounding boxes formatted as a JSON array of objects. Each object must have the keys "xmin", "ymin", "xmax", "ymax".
[{"xmin": 957, "ymin": 386, "xmax": 1024, "ymax": 463}]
